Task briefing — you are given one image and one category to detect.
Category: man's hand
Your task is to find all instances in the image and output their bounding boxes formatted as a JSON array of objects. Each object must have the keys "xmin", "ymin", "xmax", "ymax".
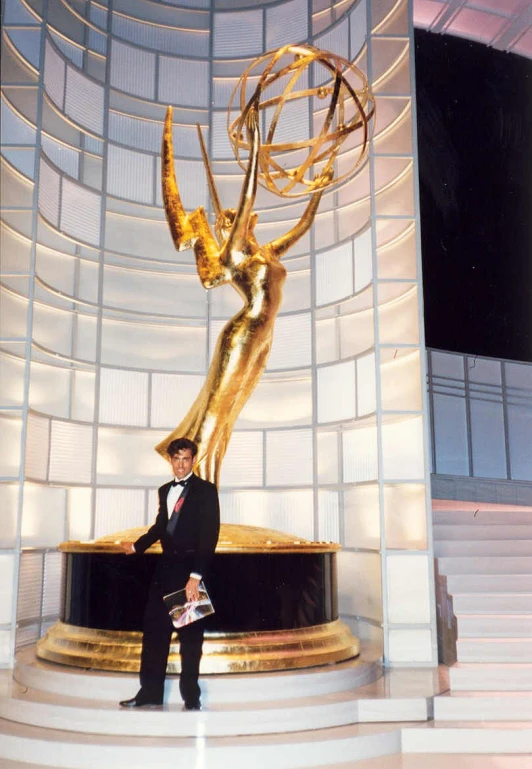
[
  {"xmin": 119, "ymin": 542, "xmax": 135, "ymax": 555},
  {"xmin": 185, "ymin": 576, "xmax": 201, "ymax": 602}
]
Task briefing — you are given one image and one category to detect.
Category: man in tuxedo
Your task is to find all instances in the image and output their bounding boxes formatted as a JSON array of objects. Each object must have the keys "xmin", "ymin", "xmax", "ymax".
[{"xmin": 119, "ymin": 437, "xmax": 220, "ymax": 710}]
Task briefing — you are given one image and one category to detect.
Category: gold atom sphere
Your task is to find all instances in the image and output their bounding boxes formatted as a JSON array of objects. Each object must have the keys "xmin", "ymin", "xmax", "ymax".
[{"xmin": 228, "ymin": 44, "xmax": 376, "ymax": 199}]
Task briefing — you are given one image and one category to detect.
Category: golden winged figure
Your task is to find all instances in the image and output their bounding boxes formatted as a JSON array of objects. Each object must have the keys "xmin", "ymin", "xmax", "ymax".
[{"xmin": 155, "ymin": 99, "xmax": 331, "ymax": 484}]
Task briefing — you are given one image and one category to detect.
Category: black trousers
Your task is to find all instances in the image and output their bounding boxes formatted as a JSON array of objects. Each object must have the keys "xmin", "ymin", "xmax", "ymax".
[{"xmin": 139, "ymin": 578, "xmax": 204, "ymax": 706}]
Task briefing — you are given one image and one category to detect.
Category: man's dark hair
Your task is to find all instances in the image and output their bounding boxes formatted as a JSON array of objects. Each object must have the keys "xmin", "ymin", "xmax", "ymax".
[{"xmin": 167, "ymin": 438, "xmax": 198, "ymax": 459}]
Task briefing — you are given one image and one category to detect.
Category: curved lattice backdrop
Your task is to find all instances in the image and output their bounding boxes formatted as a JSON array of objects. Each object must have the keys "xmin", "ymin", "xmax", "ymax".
[{"xmin": 0, "ymin": 0, "xmax": 436, "ymax": 666}]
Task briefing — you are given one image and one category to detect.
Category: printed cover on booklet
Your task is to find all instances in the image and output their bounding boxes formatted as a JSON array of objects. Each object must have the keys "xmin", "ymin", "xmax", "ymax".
[{"xmin": 163, "ymin": 582, "xmax": 214, "ymax": 628}]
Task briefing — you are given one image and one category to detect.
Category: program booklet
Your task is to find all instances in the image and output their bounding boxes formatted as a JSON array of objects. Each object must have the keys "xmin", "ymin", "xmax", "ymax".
[{"xmin": 163, "ymin": 582, "xmax": 214, "ymax": 628}]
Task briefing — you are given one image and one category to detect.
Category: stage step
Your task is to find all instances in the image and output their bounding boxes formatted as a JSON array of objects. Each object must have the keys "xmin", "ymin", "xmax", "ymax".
[
  {"xmin": 433, "ymin": 524, "xmax": 532, "ymax": 541},
  {"xmin": 13, "ymin": 647, "xmax": 379, "ymax": 705},
  {"xmin": 402, "ymin": 721, "xmax": 532, "ymax": 754},
  {"xmin": 449, "ymin": 662, "xmax": 532, "ymax": 691},
  {"xmin": 432, "ymin": 509, "xmax": 532, "ymax": 526},
  {"xmin": 435, "ymin": 540, "xmax": 532, "ymax": 557},
  {"xmin": 456, "ymin": 613, "xmax": 532, "ymax": 637},
  {"xmin": 453, "ymin": 593, "xmax": 532, "ymax": 613},
  {"xmin": 456, "ymin": 638, "xmax": 532, "ymax": 663},
  {"xmin": 433, "ymin": 691, "xmax": 532, "ymax": 721},
  {"xmin": 437, "ymin": 556, "xmax": 532, "ymax": 575},
  {"xmin": 446, "ymin": 574, "xmax": 532, "ymax": 593}
]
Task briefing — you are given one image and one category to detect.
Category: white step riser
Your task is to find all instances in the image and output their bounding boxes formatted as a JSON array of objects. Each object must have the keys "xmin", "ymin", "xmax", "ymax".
[
  {"xmin": 434, "ymin": 524, "xmax": 532, "ymax": 541},
  {"xmin": 14, "ymin": 649, "xmax": 379, "ymax": 704},
  {"xmin": 402, "ymin": 725, "xmax": 532, "ymax": 754},
  {"xmin": 450, "ymin": 664, "xmax": 532, "ymax": 691},
  {"xmin": 456, "ymin": 639, "xmax": 532, "ymax": 663},
  {"xmin": 456, "ymin": 615, "xmax": 532, "ymax": 638},
  {"xmin": 433, "ymin": 511, "xmax": 532, "ymax": 526},
  {"xmin": 437, "ymin": 556, "xmax": 532, "ymax": 575},
  {"xmin": 434, "ymin": 694, "xmax": 532, "ymax": 721},
  {"xmin": 0, "ymin": 725, "xmax": 402, "ymax": 769},
  {"xmin": 435, "ymin": 541, "xmax": 532, "ymax": 557},
  {"xmin": 446, "ymin": 574, "xmax": 532, "ymax": 593},
  {"xmin": 453, "ymin": 594, "xmax": 532, "ymax": 613}
]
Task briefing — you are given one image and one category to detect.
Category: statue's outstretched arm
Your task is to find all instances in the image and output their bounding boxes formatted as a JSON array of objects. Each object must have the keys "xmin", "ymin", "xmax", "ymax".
[
  {"xmin": 162, "ymin": 106, "xmax": 197, "ymax": 251},
  {"xmin": 269, "ymin": 186, "xmax": 326, "ymax": 259},
  {"xmin": 224, "ymin": 101, "xmax": 260, "ymax": 255},
  {"xmin": 163, "ymin": 107, "xmax": 227, "ymax": 288}
]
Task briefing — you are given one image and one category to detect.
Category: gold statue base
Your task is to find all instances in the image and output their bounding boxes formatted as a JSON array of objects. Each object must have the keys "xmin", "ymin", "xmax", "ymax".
[{"xmin": 37, "ymin": 618, "xmax": 359, "ymax": 674}]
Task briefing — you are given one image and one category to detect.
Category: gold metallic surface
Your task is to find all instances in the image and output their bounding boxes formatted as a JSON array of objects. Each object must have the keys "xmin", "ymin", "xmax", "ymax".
[
  {"xmin": 58, "ymin": 522, "xmax": 341, "ymax": 554},
  {"xmin": 228, "ymin": 44, "xmax": 376, "ymax": 198},
  {"xmin": 155, "ymin": 44, "xmax": 375, "ymax": 484},
  {"xmin": 36, "ymin": 619, "xmax": 359, "ymax": 674}
]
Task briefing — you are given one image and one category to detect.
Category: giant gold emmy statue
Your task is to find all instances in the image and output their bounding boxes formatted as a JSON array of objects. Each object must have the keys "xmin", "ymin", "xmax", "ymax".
[
  {"xmin": 156, "ymin": 44, "xmax": 375, "ymax": 484},
  {"xmin": 38, "ymin": 45, "xmax": 376, "ymax": 674}
]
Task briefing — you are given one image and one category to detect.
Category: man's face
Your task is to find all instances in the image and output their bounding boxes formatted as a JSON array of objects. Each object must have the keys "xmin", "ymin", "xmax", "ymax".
[{"xmin": 170, "ymin": 449, "xmax": 195, "ymax": 480}]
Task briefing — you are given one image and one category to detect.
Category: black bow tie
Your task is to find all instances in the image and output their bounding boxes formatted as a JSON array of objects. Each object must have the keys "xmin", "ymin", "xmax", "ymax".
[{"xmin": 171, "ymin": 479, "xmax": 188, "ymax": 487}]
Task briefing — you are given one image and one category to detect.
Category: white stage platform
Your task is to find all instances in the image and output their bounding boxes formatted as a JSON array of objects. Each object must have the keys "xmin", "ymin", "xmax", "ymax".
[{"xmin": 1, "ymin": 647, "xmax": 532, "ymax": 768}]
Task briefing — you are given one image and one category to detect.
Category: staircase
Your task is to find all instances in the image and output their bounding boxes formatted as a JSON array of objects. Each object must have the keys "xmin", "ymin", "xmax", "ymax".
[{"xmin": 433, "ymin": 501, "xmax": 532, "ymax": 720}]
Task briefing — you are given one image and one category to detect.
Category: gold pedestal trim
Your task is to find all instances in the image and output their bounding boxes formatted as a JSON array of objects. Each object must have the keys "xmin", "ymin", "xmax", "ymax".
[{"xmin": 37, "ymin": 619, "xmax": 359, "ymax": 674}]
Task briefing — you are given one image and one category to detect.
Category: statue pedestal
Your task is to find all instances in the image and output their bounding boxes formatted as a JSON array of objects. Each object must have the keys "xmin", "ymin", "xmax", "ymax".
[{"xmin": 37, "ymin": 524, "xmax": 359, "ymax": 673}]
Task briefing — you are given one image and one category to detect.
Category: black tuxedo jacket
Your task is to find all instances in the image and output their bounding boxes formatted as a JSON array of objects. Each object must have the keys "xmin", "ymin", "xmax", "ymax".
[{"xmin": 134, "ymin": 473, "xmax": 220, "ymax": 590}]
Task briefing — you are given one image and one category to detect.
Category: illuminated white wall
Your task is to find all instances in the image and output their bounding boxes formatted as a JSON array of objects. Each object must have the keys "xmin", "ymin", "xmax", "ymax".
[{"xmin": 0, "ymin": 0, "xmax": 436, "ymax": 666}]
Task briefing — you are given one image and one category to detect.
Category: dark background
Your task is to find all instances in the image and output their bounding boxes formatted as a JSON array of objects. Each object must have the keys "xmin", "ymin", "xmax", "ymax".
[{"xmin": 414, "ymin": 30, "xmax": 532, "ymax": 363}]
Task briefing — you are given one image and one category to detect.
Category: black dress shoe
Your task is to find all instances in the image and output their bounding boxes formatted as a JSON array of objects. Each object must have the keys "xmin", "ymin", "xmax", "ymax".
[
  {"xmin": 119, "ymin": 695, "xmax": 163, "ymax": 708},
  {"xmin": 183, "ymin": 701, "xmax": 202, "ymax": 711}
]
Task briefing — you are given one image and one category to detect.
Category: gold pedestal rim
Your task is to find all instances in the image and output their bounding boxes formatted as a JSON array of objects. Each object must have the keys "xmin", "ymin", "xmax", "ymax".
[{"xmin": 37, "ymin": 619, "xmax": 360, "ymax": 674}]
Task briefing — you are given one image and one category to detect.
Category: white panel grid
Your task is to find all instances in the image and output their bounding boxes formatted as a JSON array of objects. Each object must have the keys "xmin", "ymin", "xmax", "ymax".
[
  {"xmin": 388, "ymin": 628, "xmax": 433, "ymax": 663},
  {"xmin": 339, "ymin": 309, "xmax": 375, "ymax": 357},
  {"xmin": 386, "ymin": 554, "xmax": 431, "ymax": 624},
  {"xmin": 107, "ymin": 145, "xmax": 154, "ymax": 204},
  {"xmin": 315, "ymin": 317, "xmax": 338, "ymax": 365},
  {"xmin": 0, "ymin": 484, "xmax": 18, "ymax": 548},
  {"xmin": 49, "ymin": 31, "xmax": 83, "ymax": 67},
  {"xmin": 169, "ymin": 158, "xmax": 208, "ymax": 211},
  {"xmin": 317, "ymin": 430, "xmax": 339, "ymax": 484},
  {"xmin": 342, "ymin": 425, "xmax": 378, "ymax": 483},
  {"xmin": 16, "ymin": 551, "xmax": 43, "ymax": 623},
  {"xmin": 65, "ymin": 66, "xmax": 104, "ymax": 134},
  {"xmin": 211, "ymin": 110, "xmax": 233, "ymax": 159},
  {"xmin": 25, "ymin": 412, "xmax": 50, "ymax": 481},
  {"xmin": 94, "ymin": 488, "xmax": 146, "ymax": 539},
  {"xmin": 29, "ymin": 362, "xmax": 71, "ymax": 419},
  {"xmin": 354, "ymin": 227, "xmax": 373, "ymax": 292},
  {"xmin": 380, "ymin": 350, "xmax": 422, "ymax": 412},
  {"xmin": 108, "ymin": 112, "xmax": 162, "ymax": 153},
  {"xmin": 219, "ymin": 431, "xmax": 264, "ymax": 488},
  {"xmin": 343, "ymin": 483, "xmax": 380, "ymax": 549},
  {"xmin": 317, "ymin": 360, "xmax": 356, "ymax": 423},
  {"xmin": 267, "ymin": 313, "xmax": 312, "ymax": 370},
  {"xmin": 316, "ymin": 242, "xmax": 353, "ymax": 306},
  {"xmin": 35, "ymin": 246, "xmax": 75, "ymax": 294},
  {"xmin": 349, "ymin": 0, "xmax": 368, "ymax": 58},
  {"xmin": 96, "ymin": 427, "xmax": 170, "ymax": 486},
  {"xmin": 38, "ymin": 159, "xmax": 60, "ymax": 227},
  {"xmin": 0, "ymin": 353, "xmax": 25, "ymax": 407},
  {"xmin": 42, "ymin": 551, "xmax": 63, "ymax": 617},
  {"xmin": 378, "ymin": 288, "xmax": 419, "ymax": 345},
  {"xmin": 237, "ymin": 375, "xmax": 313, "ymax": 429},
  {"xmin": 32, "ymin": 303, "xmax": 73, "ymax": 357},
  {"xmin": 382, "ymin": 416, "xmax": 425, "ymax": 480},
  {"xmin": 384, "ymin": 483, "xmax": 427, "ymax": 550},
  {"xmin": 74, "ymin": 315, "xmax": 98, "ymax": 363},
  {"xmin": 213, "ymin": 9, "xmax": 263, "ymax": 58},
  {"xmin": 99, "ymin": 368, "xmax": 149, "ymax": 427},
  {"xmin": 356, "ymin": 352, "xmax": 376, "ymax": 416},
  {"xmin": 43, "ymin": 40, "xmax": 65, "ymax": 109},
  {"xmin": 101, "ymin": 320, "xmax": 206, "ymax": 372},
  {"xmin": 337, "ymin": 550, "xmax": 382, "ymax": 622},
  {"xmin": 315, "ymin": 17, "xmax": 350, "ymax": 61},
  {"xmin": 266, "ymin": 0, "xmax": 309, "ymax": 49},
  {"xmin": 150, "ymin": 373, "xmax": 204, "ymax": 429},
  {"xmin": 67, "ymin": 487, "xmax": 92, "ymax": 541},
  {"xmin": 4, "ymin": 0, "xmax": 40, "ymax": 24},
  {"xmin": 318, "ymin": 489, "xmax": 340, "ymax": 543},
  {"xmin": 49, "ymin": 420, "xmax": 93, "ymax": 484},
  {"xmin": 220, "ymin": 489, "xmax": 314, "ymax": 541},
  {"xmin": 112, "ymin": 15, "xmax": 208, "ymax": 57},
  {"xmin": 158, "ymin": 56, "xmax": 209, "ymax": 107},
  {"xmin": 1, "ymin": 100, "xmax": 37, "ymax": 145},
  {"xmin": 60, "ymin": 178, "xmax": 101, "ymax": 246},
  {"xmin": 266, "ymin": 428, "xmax": 313, "ymax": 487},
  {"xmin": 0, "ymin": 554, "xmax": 16, "ymax": 624},
  {"xmin": 110, "ymin": 40, "xmax": 156, "ymax": 99},
  {"xmin": 265, "ymin": 98, "xmax": 310, "ymax": 147}
]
